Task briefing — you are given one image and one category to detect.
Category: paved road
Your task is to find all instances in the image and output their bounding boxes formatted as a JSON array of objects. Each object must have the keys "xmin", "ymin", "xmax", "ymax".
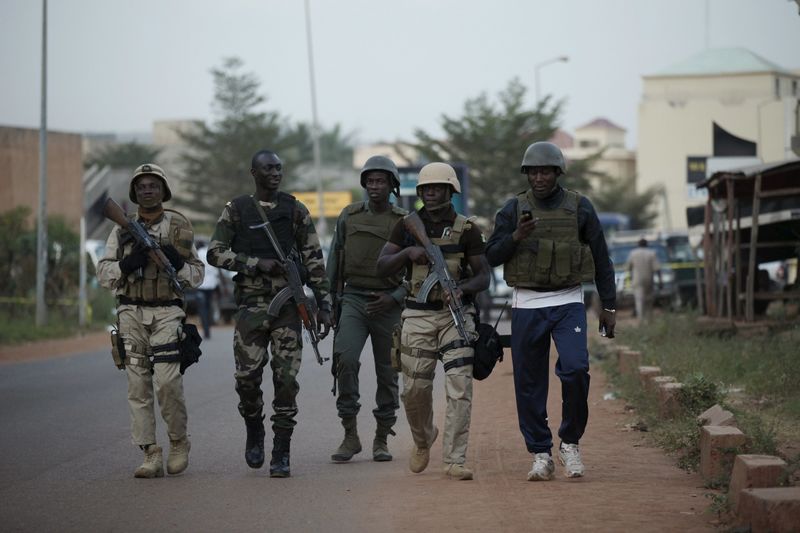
[{"xmin": 0, "ymin": 327, "xmax": 424, "ymax": 532}]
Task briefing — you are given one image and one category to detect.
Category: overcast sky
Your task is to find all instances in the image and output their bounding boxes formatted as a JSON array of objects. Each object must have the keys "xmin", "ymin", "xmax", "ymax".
[{"xmin": 1, "ymin": 0, "xmax": 799, "ymax": 149}]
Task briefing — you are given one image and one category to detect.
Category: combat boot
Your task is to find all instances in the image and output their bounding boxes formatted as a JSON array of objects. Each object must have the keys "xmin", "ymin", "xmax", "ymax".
[
  {"xmin": 331, "ymin": 417, "xmax": 362, "ymax": 462},
  {"xmin": 167, "ymin": 437, "xmax": 191, "ymax": 475},
  {"xmin": 443, "ymin": 463, "xmax": 474, "ymax": 480},
  {"xmin": 244, "ymin": 416, "xmax": 265, "ymax": 469},
  {"xmin": 269, "ymin": 430, "xmax": 291, "ymax": 478},
  {"xmin": 372, "ymin": 425, "xmax": 396, "ymax": 462},
  {"xmin": 409, "ymin": 426, "xmax": 438, "ymax": 474},
  {"xmin": 134, "ymin": 444, "xmax": 164, "ymax": 479}
]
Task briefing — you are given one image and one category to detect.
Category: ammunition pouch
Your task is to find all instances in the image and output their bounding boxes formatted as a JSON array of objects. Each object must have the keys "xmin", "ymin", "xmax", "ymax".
[
  {"xmin": 390, "ymin": 323, "xmax": 402, "ymax": 372},
  {"xmin": 177, "ymin": 323, "xmax": 203, "ymax": 374},
  {"xmin": 472, "ymin": 323, "xmax": 507, "ymax": 381},
  {"xmin": 110, "ymin": 326, "xmax": 126, "ymax": 370}
]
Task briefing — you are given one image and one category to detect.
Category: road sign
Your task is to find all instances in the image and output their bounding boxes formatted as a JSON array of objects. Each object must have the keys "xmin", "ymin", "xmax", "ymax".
[{"xmin": 291, "ymin": 191, "xmax": 353, "ymax": 218}]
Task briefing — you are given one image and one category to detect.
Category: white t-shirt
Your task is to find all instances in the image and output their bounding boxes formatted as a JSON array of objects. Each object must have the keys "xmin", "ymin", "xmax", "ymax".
[{"xmin": 512, "ymin": 285, "xmax": 584, "ymax": 309}]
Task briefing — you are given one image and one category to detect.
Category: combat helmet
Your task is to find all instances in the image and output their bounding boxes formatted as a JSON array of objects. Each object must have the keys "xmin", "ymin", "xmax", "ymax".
[
  {"xmin": 360, "ymin": 155, "xmax": 400, "ymax": 189},
  {"xmin": 129, "ymin": 163, "xmax": 172, "ymax": 203},
  {"xmin": 520, "ymin": 142, "xmax": 566, "ymax": 175},
  {"xmin": 416, "ymin": 162, "xmax": 461, "ymax": 194}
]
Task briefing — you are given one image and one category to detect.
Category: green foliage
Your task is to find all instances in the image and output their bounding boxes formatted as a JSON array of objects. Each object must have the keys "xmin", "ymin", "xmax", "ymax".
[
  {"xmin": 176, "ymin": 57, "xmax": 354, "ymax": 220},
  {"xmin": 84, "ymin": 141, "xmax": 162, "ymax": 170},
  {"xmin": 408, "ymin": 79, "xmax": 560, "ymax": 220},
  {"xmin": 591, "ymin": 174, "xmax": 661, "ymax": 229},
  {"xmin": 677, "ymin": 374, "xmax": 723, "ymax": 415}
]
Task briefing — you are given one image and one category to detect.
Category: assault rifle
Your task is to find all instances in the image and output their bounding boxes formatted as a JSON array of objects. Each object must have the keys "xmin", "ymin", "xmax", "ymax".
[
  {"xmin": 248, "ymin": 203, "xmax": 326, "ymax": 366},
  {"xmin": 102, "ymin": 198, "xmax": 183, "ymax": 296},
  {"xmin": 330, "ymin": 245, "xmax": 345, "ymax": 395},
  {"xmin": 403, "ymin": 212, "xmax": 472, "ymax": 344}
]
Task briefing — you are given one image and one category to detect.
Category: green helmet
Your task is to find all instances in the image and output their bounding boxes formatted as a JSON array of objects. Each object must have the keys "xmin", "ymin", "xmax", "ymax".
[
  {"xmin": 129, "ymin": 163, "xmax": 172, "ymax": 203},
  {"xmin": 416, "ymin": 162, "xmax": 461, "ymax": 194},
  {"xmin": 360, "ymin": 156, "xmax": 400, "ymax": 189},
  {"xmin": 520, "ymin": 142, "xmax": 566, "ymax": 174}
]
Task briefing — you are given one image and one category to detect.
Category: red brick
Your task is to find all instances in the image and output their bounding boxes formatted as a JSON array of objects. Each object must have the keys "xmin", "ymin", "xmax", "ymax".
[
  {"xmin": 699, "ymin": 425, "xmax": 747, "ymax": 481},
  {"xmin": 657, "ymin": 382, "xmax": 683, "ymax": 418},
  {"xmin": 737, "ymin": 487, "xmax": 800, "ymax": 533},
  {"xmin": 617, "ymin": 350, "xmax": 642, "ymax": 376},
  {"xmin": 648, "ymin": 375, "xmax": 676, "ymax": 393},
  {"xmin": 697, "ymin": 404, "xmax": 736, "ymax": 427},
  {"xmin": 730, "ymin": 455, "xmax": 788, "ymax": 512},
  {"xmin": 638, "ymin": 366, "xmax": 661, "ymax": 388}
]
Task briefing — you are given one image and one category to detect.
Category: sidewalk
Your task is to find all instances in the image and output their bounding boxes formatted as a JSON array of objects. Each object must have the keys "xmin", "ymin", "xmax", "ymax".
[{"xmin": 363, "ymin": 346, "xmax": 715, "ymax": 532}]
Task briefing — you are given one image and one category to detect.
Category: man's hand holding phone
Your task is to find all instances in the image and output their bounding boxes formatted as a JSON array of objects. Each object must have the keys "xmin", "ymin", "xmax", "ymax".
[{"xmin": 513, "ymin": 209, "xmax": 538, "ymax": 242}]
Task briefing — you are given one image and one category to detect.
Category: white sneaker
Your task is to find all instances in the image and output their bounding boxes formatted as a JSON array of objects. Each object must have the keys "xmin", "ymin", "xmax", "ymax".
[
  {"xmin": 526, "ymin": 452, "xmax": 555, "ymax": 481},
  {"xmin": 558, "ymin": 443, "xmax": 584, "ymax": 478}
]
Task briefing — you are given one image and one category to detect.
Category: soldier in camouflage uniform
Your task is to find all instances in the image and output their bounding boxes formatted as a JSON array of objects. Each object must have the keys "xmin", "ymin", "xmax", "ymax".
[
  {"xmin": 327, "ymin": 156, "xmax": 407, "ymax": 463},
  {"xmin": 207, "ymin": 149, "xmax": 332, "ymax": 478},
  {"xmin": 97, "ymin": 163, "xmax": 204, "ymax": 479},
  {"xmin": 377, "ymin": 162, "xmax": 490, "ymax": 481}
]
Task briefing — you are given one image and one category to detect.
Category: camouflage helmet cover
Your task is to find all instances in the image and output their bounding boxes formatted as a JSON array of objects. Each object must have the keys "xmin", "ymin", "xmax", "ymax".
[
  {"xmin": 416, "ymin": 162, "xmax": 461, "ymax": 194},
  {"xmin": 129, "ymin": 163, "xmax": 172, "ymax": 203},
  {"xmin": 520, "ymin": 142, "xmax": 566, "ymax": 174},
  {"xmin": 360, "ymin": 155, "xmax": 400, "ymax": 189}
]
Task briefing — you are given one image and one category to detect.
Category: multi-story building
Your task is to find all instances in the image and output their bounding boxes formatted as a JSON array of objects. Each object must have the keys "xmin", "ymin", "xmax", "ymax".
[
  {"xmin": 561, "ymin": 118, "xmax": 636, "ymax": 190},
  {"xmin": 637, "ymin": 47, "xmax": 800, "ymax": 230}
]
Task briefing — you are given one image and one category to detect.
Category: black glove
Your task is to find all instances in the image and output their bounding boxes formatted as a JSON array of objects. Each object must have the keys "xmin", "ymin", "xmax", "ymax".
[
  {"xmin": 119, "ymin": 249, "xmax": 149, "ymax": 275},
  {"xmin": 161, "ymin": 244, "xmax": 186, "ymax": 271}
]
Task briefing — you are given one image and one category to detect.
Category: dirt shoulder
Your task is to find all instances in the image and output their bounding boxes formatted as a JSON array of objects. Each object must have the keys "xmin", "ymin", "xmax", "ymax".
[
  {"xmin": 363, "ymin": 348, "xmax": 716, "ymax": 532},
  {"xmin": 0, "ymin": 331, "xmax": 109, "ymax": 364}
]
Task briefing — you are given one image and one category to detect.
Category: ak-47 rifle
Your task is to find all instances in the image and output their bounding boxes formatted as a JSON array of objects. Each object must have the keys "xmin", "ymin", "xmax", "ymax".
[
  {"xmin": 330, "ymin": 245, "xmax": 345, "ymax": 395},
  {"xmin": 403, "ymin": 212, "xmax": 472, "ymax": 345},
  {"xmin": 102, "ymin": 198, "xmax": 183, "ymax": 296},
  {"xmin": 249, "ymin": 201, "xmax": 326, "ymax": 366}
]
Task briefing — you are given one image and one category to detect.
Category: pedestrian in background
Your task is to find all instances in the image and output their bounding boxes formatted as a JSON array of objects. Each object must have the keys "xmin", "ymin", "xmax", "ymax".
[
  {"xmin": 625, "ymin": 238, "xmax": 662, "ymax": 322},
  {"xmin": 486, "ymin": 142, "xmax": 616, "ymax": 481},
  {"xmin": 207, "ymin": 149, "xmax": 332, "ymax": 478},
  {"xmin": 195, "ymin": 239, "xmax": 219, "ymax": 339},
  {"xmin": 97, "ymin": 163, "xmax": 204, "ymax": 478}
]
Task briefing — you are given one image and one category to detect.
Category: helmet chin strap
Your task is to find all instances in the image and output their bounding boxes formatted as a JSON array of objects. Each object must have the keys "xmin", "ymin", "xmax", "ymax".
[{"xmin": 425, "ymin": 200, "xmax": 451, "ymax": 212}]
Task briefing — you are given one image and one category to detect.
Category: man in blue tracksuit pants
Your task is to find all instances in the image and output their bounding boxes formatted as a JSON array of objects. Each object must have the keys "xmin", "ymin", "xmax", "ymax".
[{"xmin": 486, "ymin": 141, "xmax": 616, "ymax": 481}]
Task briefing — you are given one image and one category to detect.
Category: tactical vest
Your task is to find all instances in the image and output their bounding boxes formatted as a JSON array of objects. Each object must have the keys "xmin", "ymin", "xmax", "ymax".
[
  {"xmin": 503, "ymin": 189, "xmax": 595, "ymax": 289},
  {"xmin": 230, "ymin": 193, "xmax": 296, "ymax": 259},
  {"xmin": 342, "ymin": 202, "xmax": 407, "ymax": 289},
  {"xmin": 409, "ymin": 214, "xmax": 471, "ymax": 302},
  {"xmin": 117, "ymin": 210, "xmax": 194, "ymax": 302}
]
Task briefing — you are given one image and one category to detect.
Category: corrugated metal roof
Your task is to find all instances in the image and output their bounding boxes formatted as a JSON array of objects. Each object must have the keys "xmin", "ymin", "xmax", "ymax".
[
  {"xmin": 699, "ymin": 158, "xmax": 800, "ymax": 188},
  {"xmin": 648, "ymin": 47, "xmax": 790, "ymax": 78}
]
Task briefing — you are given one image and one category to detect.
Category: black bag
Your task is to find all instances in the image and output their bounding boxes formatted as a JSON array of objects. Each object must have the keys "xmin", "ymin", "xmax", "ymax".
[
  {"xmin": 179, "ymin": 323, "xmax": 203, "ymax": 374},
  {"xmin": 472, "ymin": 322, "xmax": 504, "ymax": 380}
]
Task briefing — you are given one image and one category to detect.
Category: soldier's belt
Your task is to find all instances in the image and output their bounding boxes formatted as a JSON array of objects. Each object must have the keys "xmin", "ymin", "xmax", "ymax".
[
  {"xmin": 344, "ymin": 284, "xmax": 398, "ymax": 293},
  {"xmin": 118, "ymin": 296, "xmax": 183, "ymax": 308},
  {"xmin": 404, "ymin": 298, "xmax": 443, "ymax": 311}
]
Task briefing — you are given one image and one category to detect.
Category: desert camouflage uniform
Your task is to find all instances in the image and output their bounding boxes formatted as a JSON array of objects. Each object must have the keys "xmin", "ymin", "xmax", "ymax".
[
  {"xmin": 96, "ymin": 210, "xmax": 204, "ymax": 446},
  {"xmin": 207, "ymin": 196, "xmax": 331, "ymax": 432}
]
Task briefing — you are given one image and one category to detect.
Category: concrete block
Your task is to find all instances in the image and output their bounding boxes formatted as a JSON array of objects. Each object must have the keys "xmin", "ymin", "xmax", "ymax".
[
  {"xmin": 730, "ymin": 454, "xmax": 788, "ymax": 512},
  {"xmin": 697, "ymin": 404, "xmax": 736, "ymax": 427},
  {"xmin": 638, "ymin": 366, "xmax": 661, "ymax": 388},
  {"xmin": 737, "ymin": 487, "xmax": 800, "ymax": 533},
  {"xmin": 699, "ymin": 425, "xmax": 747, "ymax": 482},
  {"xmin": 657, "ymin": 382, "xmax": 684, "ymax": 418},
  {"xmin": 648, "ymin": 375, "xmax": 676, "ymax": 393},
  {"xmin": 618, "ymin": 350, "xmax": 642, "ymax": 376}
]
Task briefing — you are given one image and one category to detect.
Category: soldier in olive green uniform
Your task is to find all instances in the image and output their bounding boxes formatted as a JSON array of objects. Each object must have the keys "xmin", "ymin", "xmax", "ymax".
[
  {"xmin": 377, "ymin": 162, "xmax": 490, "ymax": 481},
  {"xmin": 327, "ymin": 156, "xmax": 407, "ymax": 463},
  {"xmin": 97, "ymin": 164, "xmax": 204, "ymax": 479},
  {"xmin": 207, "ymin": 150, "xmax": 332, "ymax": 478}
]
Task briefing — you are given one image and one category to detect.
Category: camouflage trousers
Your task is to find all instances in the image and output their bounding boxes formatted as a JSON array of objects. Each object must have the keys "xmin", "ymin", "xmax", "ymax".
[
  {"xmin": 400, "ymin": 306, "xmax": 475, "ymax": 465},
  {"xmin": 332, "ymin": 291, "xmax": 400, "ymax": 429},
  {"xmin": 118, "ymin": 304, "xmax": 188, "ymax": 446},
  {"xmin": 233, "ymin": 305, "xmax": 303, "ymax": 431}
]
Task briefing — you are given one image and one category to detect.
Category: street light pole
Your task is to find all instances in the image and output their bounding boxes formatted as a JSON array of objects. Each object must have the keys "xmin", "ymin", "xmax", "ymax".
[
  {"xmin": 35, "ymin": 0, "xmax": 48, "ymax": 327},
  {"xmin": 534, "ymin": 55, "xmax": 569, "ymax": 103},
  {"xmin": 303, "ymin": 0, "xmax": 326, "ymax": 238}
]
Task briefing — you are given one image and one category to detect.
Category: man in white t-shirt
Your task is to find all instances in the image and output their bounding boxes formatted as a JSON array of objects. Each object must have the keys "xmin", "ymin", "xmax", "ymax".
[
  {"xmin": 196, "ymin": 241, "xmax": 219, "ymax": 339},
  {"xmin": 625, "ymin": 238, "xmax": 662, "ymax": 322}
]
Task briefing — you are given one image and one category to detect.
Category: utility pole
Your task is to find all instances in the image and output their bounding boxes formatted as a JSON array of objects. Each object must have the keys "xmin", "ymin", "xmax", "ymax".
[
  {"xmin": 303, "ymin": 0, "xmax": 326, "ymax": 238},
  {"xmin": 35, "ymin": 0, "xmax": 48, "ymax": 327}
]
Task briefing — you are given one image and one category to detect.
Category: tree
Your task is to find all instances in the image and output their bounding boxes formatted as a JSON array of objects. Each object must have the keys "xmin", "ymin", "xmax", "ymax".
[
  {"xmin": 84, "ymin": 141, "xmax": 161, "ymax": 170},
  {"xmin": 591, "ymin": 174, "xmax": 661, "ymax": 229},
  {"xmin": 177, "ymin": 57, "xmax": 355, "ymax": 220}
]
